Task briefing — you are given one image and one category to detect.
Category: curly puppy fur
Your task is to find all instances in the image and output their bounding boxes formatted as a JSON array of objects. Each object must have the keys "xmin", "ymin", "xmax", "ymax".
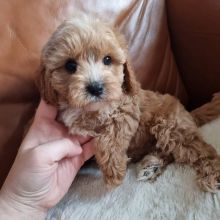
[
  {"xmin": 38, "ymin": 15, "xmax": 220, "ymax": 192},
  {"xmin": 191, "ymin": 92, "xmax": 220, "ymax": 126}
]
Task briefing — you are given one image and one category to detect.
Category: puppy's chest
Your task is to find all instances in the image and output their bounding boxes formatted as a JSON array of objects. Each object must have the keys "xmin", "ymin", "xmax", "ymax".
[{"xmin": 59, "ymin": 107, "xmax": 117, "ymax": 136}]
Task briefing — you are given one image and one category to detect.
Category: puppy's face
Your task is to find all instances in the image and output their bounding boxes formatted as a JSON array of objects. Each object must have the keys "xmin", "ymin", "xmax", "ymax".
[{"xmin": 39, "ymin": 17, "xmax": 135, "ymax": 110}]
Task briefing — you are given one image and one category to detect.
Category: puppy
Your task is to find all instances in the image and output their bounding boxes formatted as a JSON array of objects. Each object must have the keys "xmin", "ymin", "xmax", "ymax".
[{"xmin": 38, "ymin": 15, "xmax": 220, "ymax": 192}]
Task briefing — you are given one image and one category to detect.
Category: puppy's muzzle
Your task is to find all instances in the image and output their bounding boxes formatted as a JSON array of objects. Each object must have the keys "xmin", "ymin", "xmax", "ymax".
[{"xmin": 86, "ymin": 81, "xmax": 104, "ymax": 97}]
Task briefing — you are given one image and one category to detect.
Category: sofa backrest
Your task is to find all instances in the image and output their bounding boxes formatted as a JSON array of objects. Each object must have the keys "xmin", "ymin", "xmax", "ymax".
[{"xmin": 167, "ymin": 0, "xmax": 220, "ymax": 109}]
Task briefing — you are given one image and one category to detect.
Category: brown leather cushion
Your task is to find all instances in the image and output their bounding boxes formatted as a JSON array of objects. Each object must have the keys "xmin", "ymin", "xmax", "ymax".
[
  {"xmin": 167, "ymin": 0, "xmax": 220, "ymax": 109},
  {"xmin": 0, "ymin": 0, "xmax": 186, "ymax": 186}
]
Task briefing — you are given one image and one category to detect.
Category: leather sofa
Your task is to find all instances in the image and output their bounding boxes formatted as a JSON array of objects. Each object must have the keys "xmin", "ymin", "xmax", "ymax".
[{"xmin": 0, "ymin": 0, "xmax": 220, "ymax": 187}]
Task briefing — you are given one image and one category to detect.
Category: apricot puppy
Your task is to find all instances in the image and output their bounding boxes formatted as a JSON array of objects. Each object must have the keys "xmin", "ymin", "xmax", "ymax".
[{"xmin": 38, "ymin": 15, "xmax": 220, "ymax": 192}]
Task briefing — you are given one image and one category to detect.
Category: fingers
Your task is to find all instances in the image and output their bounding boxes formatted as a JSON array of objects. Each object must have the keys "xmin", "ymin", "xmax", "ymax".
[
  {"xmin": 37, "ymin": 137, "xmax": 94, "ymax": 165},
  {"xmin": 69, "ymin": 140, "xmax": 94, "ymax": 172},
  {"xmin": 70, "ymin": 135, "xmax": 92, "ymax": 145},
  {"xmin": 35, "ymin": 99, "xmax": 57, "ymax": 120},
  {"xmin": 20, "ymin": 121, "xmax": 68, "ymax": 151},
  {"xmin": 37, "ymin": 138, "xmax": 82, "ymax": 163},
  {"xmin": 81, "ymin": 140, "xmax": 94, "ymax": 161}
]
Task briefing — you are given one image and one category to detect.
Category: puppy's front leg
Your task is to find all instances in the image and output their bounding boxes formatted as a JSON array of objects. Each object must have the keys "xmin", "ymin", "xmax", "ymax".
[
  {"xmin": 94, "ymin": 131, "xmax": 129, "ymax": 187},
  {"xmin": 94, "ymin": 117, "xmax": 139, "ymax": 187}
]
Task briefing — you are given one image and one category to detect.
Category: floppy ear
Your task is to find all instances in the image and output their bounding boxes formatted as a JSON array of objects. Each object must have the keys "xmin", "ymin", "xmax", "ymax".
[
  {"xmin": 112, "ymin": 28, "xmax": 140, "ymax": 95},
  {"xmin": 122, "ymin": 61, "xmax": 140, "ymax": 95},
  {"xmin": 36, "ymin": 62, "xmax": 58, "ymax": 106}
]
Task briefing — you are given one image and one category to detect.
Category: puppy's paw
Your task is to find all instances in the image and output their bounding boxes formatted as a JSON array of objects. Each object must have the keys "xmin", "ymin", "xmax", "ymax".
[
  {"xmin": 136, "ymin": 154, "xmax": 165, "ymax": 182},
  {"xmin": 196, "ymin": 157, "xmax": 220, "ymax": 193},
  {"xmin": 197, "ymin": 176, "xmax": 220, "ymax": 193},
  {"xmin": 104, "ymin": 177, "xmax": 123, "ymax": 189},
  {"xmin": 103, "ymin": 168, "xmax": 125, "ymax": 188},
  {"xmin": 136, "ymin": 164, "xmax": 162, "ymax": 182}
]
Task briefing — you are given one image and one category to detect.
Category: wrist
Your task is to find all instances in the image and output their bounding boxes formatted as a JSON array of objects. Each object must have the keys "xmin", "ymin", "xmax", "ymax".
[{"xmin": 0, "ymin": 190, "xmax": 47, "ymax": 220}]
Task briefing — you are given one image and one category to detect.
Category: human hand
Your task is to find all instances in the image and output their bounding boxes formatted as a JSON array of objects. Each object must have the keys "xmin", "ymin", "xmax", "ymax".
[{"xmin": 0, "ymin": 100, "xmax": 94, "ymax": 219}]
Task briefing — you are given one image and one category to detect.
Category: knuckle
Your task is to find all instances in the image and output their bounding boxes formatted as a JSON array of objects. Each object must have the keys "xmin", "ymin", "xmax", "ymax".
[{"xmin": 63, "ymin": 138, "xmax": 74, "ymax": 147}]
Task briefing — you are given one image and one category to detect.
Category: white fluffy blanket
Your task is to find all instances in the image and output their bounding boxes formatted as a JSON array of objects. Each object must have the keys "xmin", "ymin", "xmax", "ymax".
[{"xmin": 46, "ymin": 118, "xmax": 220, "ymax": 220}]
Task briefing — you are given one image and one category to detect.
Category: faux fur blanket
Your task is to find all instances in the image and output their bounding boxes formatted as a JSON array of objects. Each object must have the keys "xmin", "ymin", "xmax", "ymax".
[{"xmin": 46, "ymin": 118, "xmax": 220, "ymax": 220}]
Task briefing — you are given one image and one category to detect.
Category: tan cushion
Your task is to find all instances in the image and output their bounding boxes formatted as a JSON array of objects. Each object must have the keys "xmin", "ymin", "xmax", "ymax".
[{"xmin": 167, "ymin": 0, "xmax": 220, "ymax": 109}]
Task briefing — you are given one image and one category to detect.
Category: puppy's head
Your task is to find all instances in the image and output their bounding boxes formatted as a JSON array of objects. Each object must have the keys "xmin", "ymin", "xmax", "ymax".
[{"xmin": 38, "ymin": 16, "xmax": 138, "ymax": 110}]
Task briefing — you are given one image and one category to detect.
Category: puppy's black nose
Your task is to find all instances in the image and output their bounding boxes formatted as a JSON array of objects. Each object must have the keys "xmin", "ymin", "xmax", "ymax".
[{"xmin": 86, "ymin": 82, "xmax": 104, "ymax": 97}]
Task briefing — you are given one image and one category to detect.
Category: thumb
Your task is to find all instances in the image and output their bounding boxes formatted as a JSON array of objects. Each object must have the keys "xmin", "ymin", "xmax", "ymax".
[
  {"xmin": 36, "ymin": 138, "xmax": 82, "ymax": 164},
  {"xmin": 35, "ymin": 99, "xmax": 57, "ymax": 120}
]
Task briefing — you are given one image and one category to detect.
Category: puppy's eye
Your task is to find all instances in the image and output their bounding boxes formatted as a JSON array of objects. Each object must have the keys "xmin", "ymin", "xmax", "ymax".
[
  {"xmin": 65, "ymin": 59, "xmax": 77, "ymax": 73},
  {"xmin": 103, "ymin": 56, "xmax": 112, "ymax": 65}
]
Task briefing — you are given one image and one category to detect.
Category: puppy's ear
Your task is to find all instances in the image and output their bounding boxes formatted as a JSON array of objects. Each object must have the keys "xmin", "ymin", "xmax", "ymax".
[
  {"xmin": 36, "ymin": 62, "xmax": 58, "ymax": 105},
  {"xmin": 113, "ymin": 28, "xmax": 139, "ymax": 95},
  {"xmin": 122, "ymin": 61, "xmax": 139, "ymax": 95}
]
